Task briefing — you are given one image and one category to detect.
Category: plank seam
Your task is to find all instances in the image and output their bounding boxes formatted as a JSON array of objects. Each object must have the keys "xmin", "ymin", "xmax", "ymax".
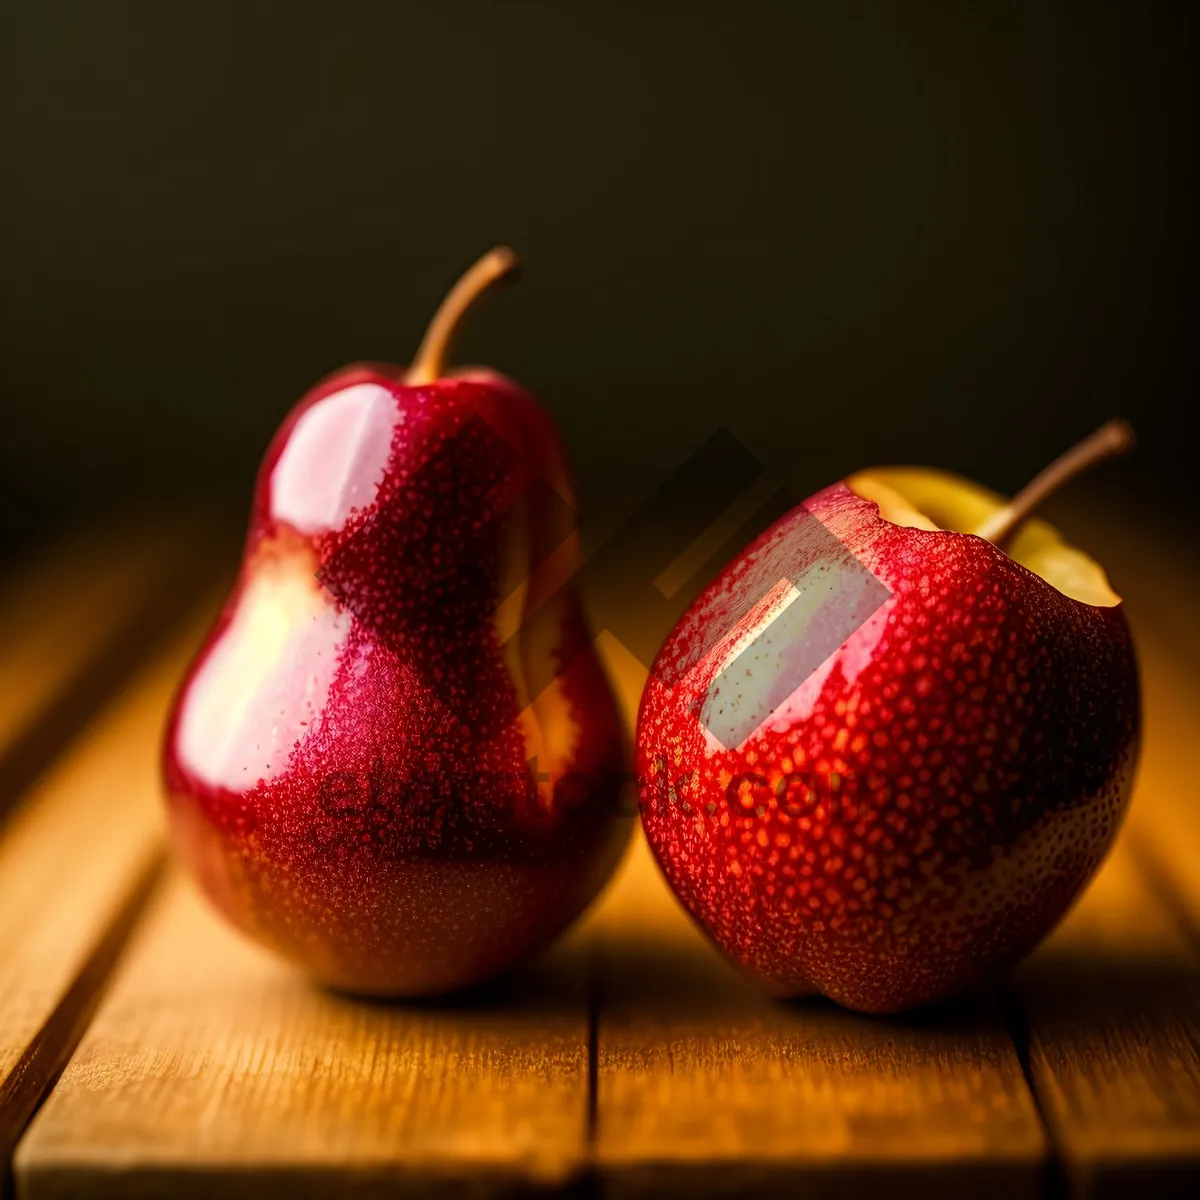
[
  {"xmin": 998, "ymin": 983, "xmax": 1071, "ymax": 1200},
  {"xmin": 587, "ymin": 946, "xmax": 600, "ymax": 1145},
  {"xmin": 1, "ymin": 849, "xmax": 167, "ymax": 1200},
  {"xmin": 570, "ymin": 941, "xmax": 604, "ymax": 1200}
]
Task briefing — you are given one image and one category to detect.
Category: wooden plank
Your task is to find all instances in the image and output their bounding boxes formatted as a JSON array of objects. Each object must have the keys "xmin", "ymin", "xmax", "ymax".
[
  {"xmin": 1013, "ymin": 842, "xmax": 1200, "ymax": 1197},
  {"xmin": 590, "ymin": 834, "xmax": 1046, "ymax": 1197},
  {"xmin": 15, "ymin": 628, "xmax": 612, "ymax": 1200},
  {"xmin": 994, "ymin": 499, "xmax": 1200, "ymax": 1195},
  {"xmin": 585, "ymin": 641, "xmax": 1045, "ymax": 1198},
  {"xmin": 14, "ymin": 869, "xmax": 593, "ymax": 1199},
  {"xmin": 14, "ymin": 549, "xmax": 614, "ymax": 1199},
  {"xmin": 16, "ymin": 510, "xmax": 1199, "ymax": 1197},
  {"xmin": 0, "ymin": 601, "xmax": 219, "ymax": 1184},
  {"xmin": 0, "ymin": 516, "xmax": 222, "ymax": 822}
]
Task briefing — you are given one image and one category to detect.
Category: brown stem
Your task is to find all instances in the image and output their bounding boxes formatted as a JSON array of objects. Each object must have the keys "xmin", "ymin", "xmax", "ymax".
[
  {"xmin": 974, "ymin": 419, "xmax": 1135, "ymax": 547},
  {"xmin": 405, "ymin": 247, "xmax": 520, "ymax": 384}
]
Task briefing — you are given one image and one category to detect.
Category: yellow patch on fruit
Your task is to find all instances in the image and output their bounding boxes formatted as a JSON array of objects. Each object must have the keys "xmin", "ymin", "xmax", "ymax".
[{"xmin": 847, "ymin": 467, "xmax": 1121, "ymax": 608}]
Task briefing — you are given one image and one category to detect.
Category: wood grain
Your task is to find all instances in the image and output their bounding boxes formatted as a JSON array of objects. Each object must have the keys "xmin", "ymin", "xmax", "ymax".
[
  {"xmin": 0, "ymin": 603, "xmax": 219, "ymax": 1184},
  {"xmin": 1013, "ymin": 842, "xmax": 1200, "ymax": 1198},
  {"xmin": 14, "ymin": 868, "xmax": 593, "ymax": 1199},
  {"xmin": 588, "ymin": 838, "xmax": 1046, "ymax": 1197},
  {"xmin": 0, "ymin": 517, "xmax": 221, "ymax": 823},
  {"xmin": 583, "ymin": 632, "xmax": 1045, "ymax": 1196},
  {"xmin": 10, "ymin": 510, "xmax": 1200, "ymax": 1196},
  {"xmin": 994, "ymin": 499, "xmax": 1200, "ymax": 1195},
  {"xmin": 14, "ymin": 543, "xmax": 607, "ymax": 1199}
]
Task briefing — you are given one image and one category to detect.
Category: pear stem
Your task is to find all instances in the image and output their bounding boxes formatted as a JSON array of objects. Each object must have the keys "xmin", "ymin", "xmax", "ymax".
[
  {"xmin": 974, "ymin": 419, "xmax": 1135, "ymax": 547},
  {"xmin": 405, "ymin": 246, "xmax": 520, "ymax": 385}
]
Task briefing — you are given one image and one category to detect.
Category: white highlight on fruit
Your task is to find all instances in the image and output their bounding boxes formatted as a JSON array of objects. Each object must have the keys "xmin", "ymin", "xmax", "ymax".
[
  {"xmin": 757, "ymin": 599, "xmax": 891, "ymax": 736},
  {"xmin": 693, "ymin": 576, "xmax": 797, "ymax": 752},
  {"xmin": 270, "ymin": 383, "xmax": 397, "ymax": 534},
  {"xmin": 177, "ymin": 554, "xmax": 350, "ymax": 790},
  {"xmin": 695, "ymin": 567, "xmax": 893, "ymax": 755}
]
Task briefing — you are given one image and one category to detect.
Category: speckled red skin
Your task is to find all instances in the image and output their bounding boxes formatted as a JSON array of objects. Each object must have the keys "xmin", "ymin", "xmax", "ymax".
[
  {"xmin": 163, "ymin": 363, "xmax": 632, "ymax": 995},
  {"xmin": 636, "ymin": 481, "xmax": 1140, "ymax": 1013}
]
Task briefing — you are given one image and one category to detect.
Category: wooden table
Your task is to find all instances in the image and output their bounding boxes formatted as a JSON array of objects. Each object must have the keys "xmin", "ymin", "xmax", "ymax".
[{"xmin": 1, "ymin": 511, "xmax": 1198, "ymax": 1198}]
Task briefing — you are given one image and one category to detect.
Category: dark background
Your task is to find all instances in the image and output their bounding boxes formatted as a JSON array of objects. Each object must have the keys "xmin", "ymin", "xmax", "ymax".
[{"xmin": 1, "ymin": 0, "xmax": 1195, "ymax": 562}]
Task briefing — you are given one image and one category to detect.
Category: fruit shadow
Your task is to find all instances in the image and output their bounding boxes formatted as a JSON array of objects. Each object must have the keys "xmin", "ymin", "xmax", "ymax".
[
  {"xmin": 596, "ymin": 927, "xmax": 996, "ymax": 1033},
  {"xmin": 325, "ymin": 924, "xmax": 1200, "ymax": 1038},
  {"xmin": 323, "ymin": 937, "xmax": 592, "ymax": 1019}
]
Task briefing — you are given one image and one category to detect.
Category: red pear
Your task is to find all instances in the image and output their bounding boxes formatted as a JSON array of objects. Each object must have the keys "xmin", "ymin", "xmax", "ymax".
[
  {"xmin": 636, "ymin": 424, "xmax": 1140, "ymax": 1012},
  {"xmin": 164, "ymin": 249, "xmax": 632, "ymax": 995}
]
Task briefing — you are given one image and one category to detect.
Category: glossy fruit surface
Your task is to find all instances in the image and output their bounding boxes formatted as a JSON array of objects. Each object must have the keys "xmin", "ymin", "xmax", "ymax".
[
  {"xmin": 164, "ymin": 313, "xmax": 631, "ymax": 994},
  {"xmin": 636, "ymin": 467, "xmax": 1139, "ymax": 1012}
]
